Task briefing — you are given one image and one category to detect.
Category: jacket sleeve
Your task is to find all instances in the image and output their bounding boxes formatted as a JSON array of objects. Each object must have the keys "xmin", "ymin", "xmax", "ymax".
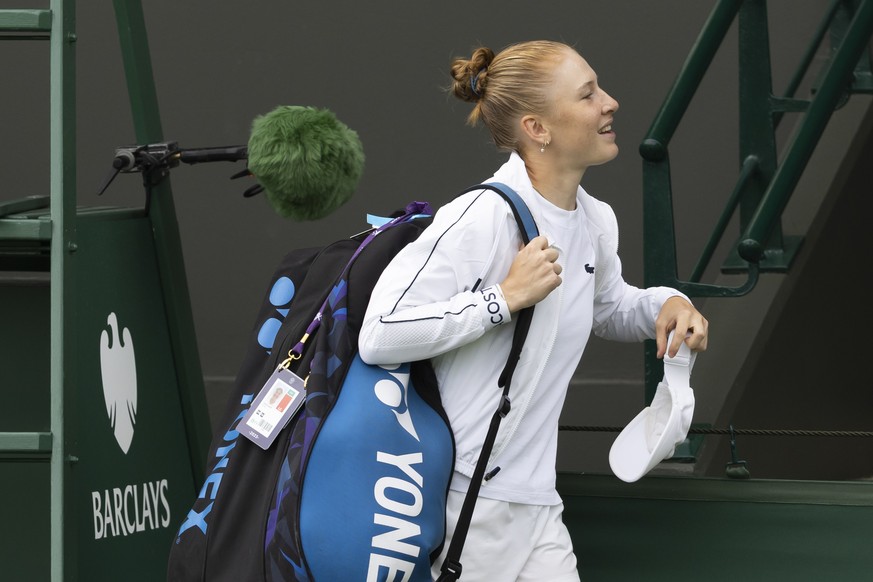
[
  {"xmin": 591, "ymin": 250, "xmax": 688, "ymax": 342},
  {"xmin": 359, "ymin": 194, "xmax": 515, "ymax": 365}
]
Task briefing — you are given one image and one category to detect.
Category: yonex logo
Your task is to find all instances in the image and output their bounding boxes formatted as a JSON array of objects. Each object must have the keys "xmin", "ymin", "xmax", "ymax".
[
  {"xmin": 368, "ymin": 452, "xmax": 425, "ymax": 581},
  {"xmin": 176, "ymin": 393, "xmax": 254, "ymax": 539},
  {"xmin": 369, "ymin": 365, "xmax": 426, "ymax": 580},
  {"xmin": 373, "ymin": 365, "xmax": 419, "ymax": 441}
]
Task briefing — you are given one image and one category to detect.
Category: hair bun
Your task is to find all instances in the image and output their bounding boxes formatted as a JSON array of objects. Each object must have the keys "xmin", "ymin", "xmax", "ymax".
[{"xmin": 451, "ymin": 46, "xmax": 495, "ymax": 103}]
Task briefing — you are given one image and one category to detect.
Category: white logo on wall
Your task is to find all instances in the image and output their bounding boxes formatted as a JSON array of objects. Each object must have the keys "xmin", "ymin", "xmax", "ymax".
[{"xmin": 99, "ymin": 312, "xmax": 138, "ymax": 454}]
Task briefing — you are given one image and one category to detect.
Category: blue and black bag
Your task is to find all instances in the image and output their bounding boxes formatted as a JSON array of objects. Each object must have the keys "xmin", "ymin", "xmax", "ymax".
[{"xmin": 167, "ymin": 183, "xmax": 537, "ymax": 582}]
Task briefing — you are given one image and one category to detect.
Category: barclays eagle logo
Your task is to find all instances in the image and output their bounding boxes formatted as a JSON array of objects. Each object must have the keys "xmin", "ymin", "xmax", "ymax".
[{"xmin": 99, "ymin": 312, "xmax": 138, "ymax": 454}]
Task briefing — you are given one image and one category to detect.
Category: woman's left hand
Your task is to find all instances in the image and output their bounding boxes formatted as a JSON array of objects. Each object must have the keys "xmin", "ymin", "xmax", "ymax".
[{"xmin": 655, "ymin": 296, "xmax": 708, "ymax": 358}]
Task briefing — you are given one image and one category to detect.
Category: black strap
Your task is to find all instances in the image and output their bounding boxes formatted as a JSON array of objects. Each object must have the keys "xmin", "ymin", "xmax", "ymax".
[{"xmin": 437, "ymin": 183, "xmax": 538, "ymax": 581}]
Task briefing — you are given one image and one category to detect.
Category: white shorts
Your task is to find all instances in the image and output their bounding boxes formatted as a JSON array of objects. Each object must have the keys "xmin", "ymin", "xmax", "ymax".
[{"xmin": 431, "ymin": 490, "xmax": 581, "ymax": 582}]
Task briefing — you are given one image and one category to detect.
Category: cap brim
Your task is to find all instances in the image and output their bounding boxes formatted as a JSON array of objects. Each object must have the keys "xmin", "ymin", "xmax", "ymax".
[
  {"xmin": 609, "ymin": 381, "xmax": 695, "ymax": 483},
  {"xmin": 609, "ymin": 402, "xmax": 683, "ymax": 483}
]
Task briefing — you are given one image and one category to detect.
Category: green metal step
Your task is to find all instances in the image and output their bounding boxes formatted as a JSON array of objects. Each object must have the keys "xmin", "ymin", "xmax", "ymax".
[
  {"xmin": 0, "ymin": 432, "xmax": 52, "ymax": 454},
  {"xmin": 0, "ymin": 9, "xmax": 52, "ymax": 32},
  {"xmin": 0, "ymin": 197, "xmax": 52, "ymax": 242}
]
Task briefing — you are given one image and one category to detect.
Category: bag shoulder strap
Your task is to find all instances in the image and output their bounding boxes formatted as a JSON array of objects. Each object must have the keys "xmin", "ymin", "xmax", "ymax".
[{"xmin": 437, "ymin": 182, "xmax": 538, "ymax": 582}]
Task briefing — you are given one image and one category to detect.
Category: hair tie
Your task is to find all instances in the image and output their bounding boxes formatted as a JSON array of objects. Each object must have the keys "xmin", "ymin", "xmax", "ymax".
[{"xmin": 471, "ymin": 68, "xmax": 486, "ymax": 97}]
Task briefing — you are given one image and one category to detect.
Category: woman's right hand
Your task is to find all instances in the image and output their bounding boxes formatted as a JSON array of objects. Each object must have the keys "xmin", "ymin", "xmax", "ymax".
[{"xmin": 500, "ymin": 235, "xmax": 562, "ymax": 313}]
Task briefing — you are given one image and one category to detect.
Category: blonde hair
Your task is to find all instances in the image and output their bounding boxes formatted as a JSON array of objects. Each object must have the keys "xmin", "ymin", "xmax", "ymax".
[{"xmin": 449, "ymin": 40, "xmax": 572, "ymax": 151}]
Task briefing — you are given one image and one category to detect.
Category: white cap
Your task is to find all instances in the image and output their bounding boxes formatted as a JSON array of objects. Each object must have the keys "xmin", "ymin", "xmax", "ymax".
[{"xmin": 608, "ymin": 332, "xmax": 696, "ymax": 483}]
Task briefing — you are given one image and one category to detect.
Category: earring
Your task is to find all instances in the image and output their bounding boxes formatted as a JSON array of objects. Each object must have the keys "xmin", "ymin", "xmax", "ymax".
[{"xmin": 540, "ymin": 141, "xmax": 549, "ymax": 153}]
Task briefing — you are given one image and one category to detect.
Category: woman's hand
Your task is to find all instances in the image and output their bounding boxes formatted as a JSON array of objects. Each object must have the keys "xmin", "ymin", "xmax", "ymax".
[
  {"xmin": 500, "ymin": 235, "xmax": 562, "ymax": 313},
  {"xmin": 655, "ymin": 296, "xmax": 709, "ymax": 358}
]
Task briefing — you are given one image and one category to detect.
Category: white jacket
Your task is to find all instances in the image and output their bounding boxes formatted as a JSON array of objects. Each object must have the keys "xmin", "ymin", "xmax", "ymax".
[{"xmin": 359, "ymin": 152, "xmax": 685, "ymax": 503}]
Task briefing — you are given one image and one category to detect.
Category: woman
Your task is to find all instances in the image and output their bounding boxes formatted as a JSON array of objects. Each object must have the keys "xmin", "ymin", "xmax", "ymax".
[{"xmin": 359, "ymin": 40, "xmax": 708, "ymax": 581}]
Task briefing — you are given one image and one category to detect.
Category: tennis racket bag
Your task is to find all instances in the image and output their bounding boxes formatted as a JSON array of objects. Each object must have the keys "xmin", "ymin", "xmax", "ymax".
[{"xmin": 168, "ymin": 184, "xmax": 537, "ymax": 582}]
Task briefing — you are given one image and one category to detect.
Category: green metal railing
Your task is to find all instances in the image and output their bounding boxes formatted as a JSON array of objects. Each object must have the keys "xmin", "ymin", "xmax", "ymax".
[{"xmin": 641, "ymin": 0, "xmax": 873, "ymax": 399}]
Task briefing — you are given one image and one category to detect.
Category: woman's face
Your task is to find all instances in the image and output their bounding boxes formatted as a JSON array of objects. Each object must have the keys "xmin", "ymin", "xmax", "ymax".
[{"xmin": 542, "ymin": 49, "xmax": 620, "ymax": 171}]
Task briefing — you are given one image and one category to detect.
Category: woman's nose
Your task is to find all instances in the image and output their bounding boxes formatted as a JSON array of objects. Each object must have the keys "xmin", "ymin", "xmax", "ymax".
[{"xmin": 603, "ymin": 91, "xmax": 619, "ymax": 113}]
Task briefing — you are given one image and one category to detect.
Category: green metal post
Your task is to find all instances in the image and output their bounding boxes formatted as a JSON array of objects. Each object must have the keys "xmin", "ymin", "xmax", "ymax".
[
  {"xmin": 738, "ymin": 0, "xmax": 781, "ymax": 243},
  {"xmin": 641, "ymin": 153, "xmax": 674, "ymax": 403},
  {"xmin": 112, "ymin": 0, "xmax": 211, "ymax": 484},
  {"xmin": 49, "ymin": 1, "xmax": 76, "ymax": 580}
]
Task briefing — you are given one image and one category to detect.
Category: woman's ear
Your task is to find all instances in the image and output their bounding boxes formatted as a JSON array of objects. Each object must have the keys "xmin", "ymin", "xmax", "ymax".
[{"xmin": 520, "ymin": 115, "xmax": 550, "ymax": 145}]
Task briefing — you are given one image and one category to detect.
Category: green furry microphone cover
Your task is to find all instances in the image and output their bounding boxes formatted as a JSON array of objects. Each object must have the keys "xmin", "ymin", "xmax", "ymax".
[{"xmin": 247, "ymin": 105, "xmax": 365, "ymax": 221}]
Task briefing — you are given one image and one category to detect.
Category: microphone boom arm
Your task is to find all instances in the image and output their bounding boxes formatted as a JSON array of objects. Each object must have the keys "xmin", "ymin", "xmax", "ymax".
[
  {"xmin": 176, "ymin": 145, "xmax": 248, "ymax": 165},
  {"xmin": 97, "ymin": 142, "xmax": 250, "ymax": 196}
]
